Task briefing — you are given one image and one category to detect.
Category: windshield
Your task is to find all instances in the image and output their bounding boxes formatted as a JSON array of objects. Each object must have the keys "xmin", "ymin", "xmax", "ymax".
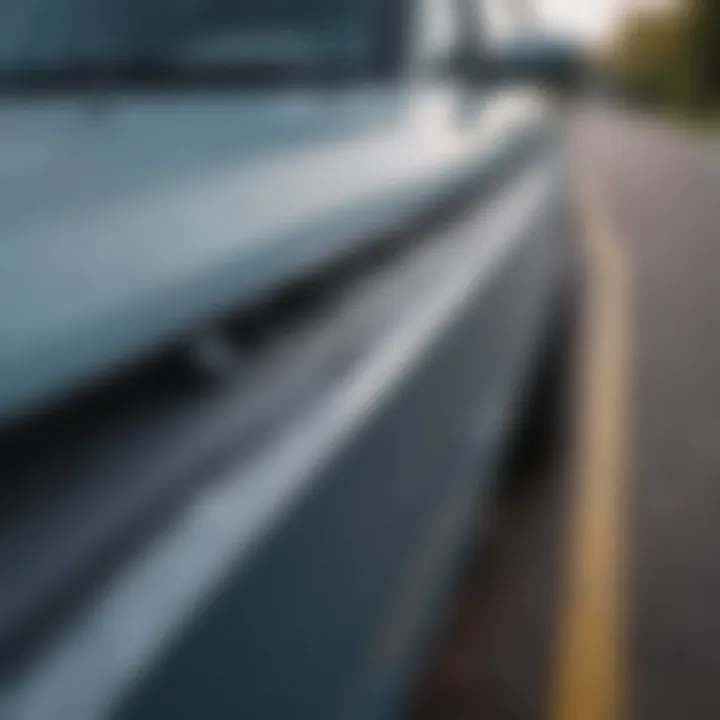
[{"xmin": 0, "ymin": 0, "xmax": 387, "ymax": 81}]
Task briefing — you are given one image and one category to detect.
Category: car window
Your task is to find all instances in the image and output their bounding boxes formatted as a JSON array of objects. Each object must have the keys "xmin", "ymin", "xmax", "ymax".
[{"xmin": 0, "ymin": 0, "xmax": 382, "ymax": 73}]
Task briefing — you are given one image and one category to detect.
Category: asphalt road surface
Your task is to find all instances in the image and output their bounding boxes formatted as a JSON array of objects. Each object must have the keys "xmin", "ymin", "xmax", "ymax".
[{"xmin": 408, "ymin": 105, "xmax": 720, "ymax": 720}]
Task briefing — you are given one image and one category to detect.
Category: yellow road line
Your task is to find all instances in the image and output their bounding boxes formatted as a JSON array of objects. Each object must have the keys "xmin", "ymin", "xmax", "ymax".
[{"xmin": 550, "ymin": 166, "xmax": 631, "ymax": 720}]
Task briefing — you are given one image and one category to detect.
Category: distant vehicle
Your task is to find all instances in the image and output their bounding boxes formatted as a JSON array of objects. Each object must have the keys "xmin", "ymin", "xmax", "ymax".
[{"xmin": 0, "ymin": 1, "xmax": 577, "ymax": 719}]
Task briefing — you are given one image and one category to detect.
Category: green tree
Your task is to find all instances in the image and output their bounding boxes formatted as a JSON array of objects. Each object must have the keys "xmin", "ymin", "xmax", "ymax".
[
  {"xmin": 606, "ymin": 0, "xmax": 719, "ymax": 114},
  {"xmin": 685, "ymin": 0, "xmax": 720, "ymax": 107}
]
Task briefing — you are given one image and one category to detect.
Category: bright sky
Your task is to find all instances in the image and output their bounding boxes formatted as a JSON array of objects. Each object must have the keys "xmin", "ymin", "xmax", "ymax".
[
  {"xmin": 483, "ymin": 0, "xmax": 631, "ymax": 46},
  {"xmin": 536, "ymin": 0, "xmax": 625, "ymax": 43}
]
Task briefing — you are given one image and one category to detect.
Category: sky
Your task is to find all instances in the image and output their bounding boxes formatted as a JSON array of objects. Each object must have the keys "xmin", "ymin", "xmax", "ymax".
[
  {"xmin": 483, "ymin": 0, "xmax": 630, "ymax": 46},
  {"xmin": 536, "ymin": 0, "xmax": 625, "ymax": 43},
  {"xmin": 536, "ymin": 0, "xmax": 678, "ymax": 44}
]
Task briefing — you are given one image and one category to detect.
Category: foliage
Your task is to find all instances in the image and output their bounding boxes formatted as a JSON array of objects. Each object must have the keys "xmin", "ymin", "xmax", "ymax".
[
  {"xmin": 686, "ymin": 0, "xmax": 720, "ymax": 105},
  {"xmin": 605, "ymin": 0, "xmax": 719, "ymax": 114}
]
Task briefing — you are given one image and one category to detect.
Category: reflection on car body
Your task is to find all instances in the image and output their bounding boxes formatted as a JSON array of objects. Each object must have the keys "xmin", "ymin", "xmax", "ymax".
[{"xmin": 0, "ymin": 1, "xmax": 577, "ymax": 719}]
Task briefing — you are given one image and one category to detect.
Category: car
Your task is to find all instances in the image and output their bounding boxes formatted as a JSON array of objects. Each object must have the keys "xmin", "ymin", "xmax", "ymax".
[{"xmin": 0, "ymin": 1, "xmax": 578, "ymax": 718}]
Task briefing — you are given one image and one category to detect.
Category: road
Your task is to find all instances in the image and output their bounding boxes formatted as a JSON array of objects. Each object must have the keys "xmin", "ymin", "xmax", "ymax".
[{"xmin": 408, "ymin": 106, "xmax": 720, "ymax": 720}]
